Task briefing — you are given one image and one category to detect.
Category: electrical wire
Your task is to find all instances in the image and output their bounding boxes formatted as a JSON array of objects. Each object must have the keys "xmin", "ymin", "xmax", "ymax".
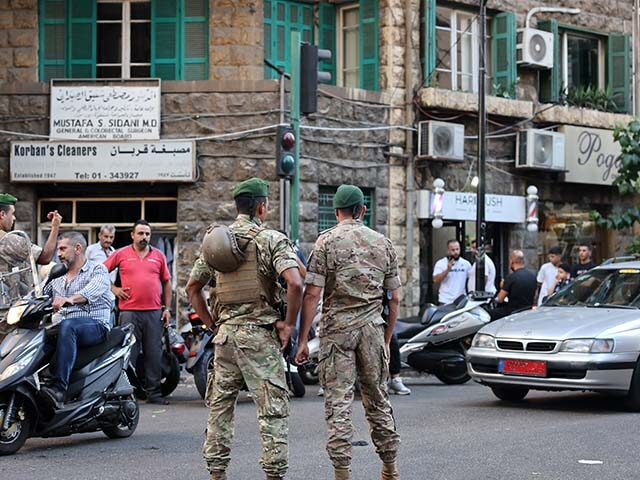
[
  {"xmin": 301, "ymin": 155, "xmax": 402, "ymax": 169},
  {"xmin": 301, "ymin": 124, "xmax": 416, "ymax": 132}
]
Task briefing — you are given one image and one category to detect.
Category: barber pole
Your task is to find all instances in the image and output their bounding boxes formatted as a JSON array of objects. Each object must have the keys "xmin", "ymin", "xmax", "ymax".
[{"xmin": 526, "ymin": 185, "xmax": 539, "ymax": 232}]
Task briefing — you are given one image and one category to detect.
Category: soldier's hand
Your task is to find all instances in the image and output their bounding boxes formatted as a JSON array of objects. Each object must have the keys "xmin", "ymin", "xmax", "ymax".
[
  {"xmin": 294, "ymin": 341, "xmax": 309, "ymax": 365},
  {"xmin": 274, "ymin": 320, "xmax": 292, "ymax": 351},
  {"xmin": 47, "ymin": 210, "xmax": 62, "ymax": 228}
]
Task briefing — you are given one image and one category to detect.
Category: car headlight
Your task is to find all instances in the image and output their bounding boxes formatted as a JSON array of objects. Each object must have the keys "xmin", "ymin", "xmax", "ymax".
[
  {"xmin": 559, "ymin": 339, "xmax": 614, "ymax": 353},
  {"xmin": 0, "ymin": 349, "xmax": 37, "ymax": 382},
  {"xmin": 7, "ymin": 304, "xmax": 27, "ymax": 325},
  {"xmin": 472, "ymin": 333, "xmax": 495, "ymax": 349}
]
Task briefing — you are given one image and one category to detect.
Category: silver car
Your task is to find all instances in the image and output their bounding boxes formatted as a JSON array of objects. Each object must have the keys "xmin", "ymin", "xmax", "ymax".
[{"xmin": 466, "ymin": 261, "xmax": 640, "ymax": 409}]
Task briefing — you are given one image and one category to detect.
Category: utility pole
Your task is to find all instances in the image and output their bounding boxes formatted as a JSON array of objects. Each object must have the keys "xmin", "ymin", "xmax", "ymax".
[
  {"xmin": 474, "ymin": 0, "xmax": 488, "ymax": 295},
  {"xmin": 290, "ymin": 30, "xmax": 301, "ymax": 243}
]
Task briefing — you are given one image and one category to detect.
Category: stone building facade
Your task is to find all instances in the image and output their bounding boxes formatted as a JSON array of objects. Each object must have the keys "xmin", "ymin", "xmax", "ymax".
[{"xmin": 0, "ymin": 0, "xmax": 637, "ymax": 319}]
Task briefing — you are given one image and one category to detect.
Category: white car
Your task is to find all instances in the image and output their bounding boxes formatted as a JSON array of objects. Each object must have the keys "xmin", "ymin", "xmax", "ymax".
[{"xmin": 466, "ymin": 261, "xmax": 640, "ymax": 409}]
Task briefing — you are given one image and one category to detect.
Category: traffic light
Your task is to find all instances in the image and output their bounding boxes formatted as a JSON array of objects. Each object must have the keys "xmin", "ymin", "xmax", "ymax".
[
  {"xmin": 276, "ymin": 125, "xmax": 296, "ymax": 178},
  {"xmin": 300, "ymin": 44, "xmax": 332, "ymax": 114}
]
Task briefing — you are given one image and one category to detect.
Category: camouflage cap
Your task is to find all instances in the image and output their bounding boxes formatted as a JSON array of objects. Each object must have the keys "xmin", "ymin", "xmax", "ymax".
[
  {"xmin": 232, "ymin": 177, "xmax": 269, "ymax": 198},
  {"xmin": 333, "ymin": 184, "xmax": 364, "ymax": 209},
  {"xmin": 0, "ymin": 193, "xmax": 17, "ymax": 206}
]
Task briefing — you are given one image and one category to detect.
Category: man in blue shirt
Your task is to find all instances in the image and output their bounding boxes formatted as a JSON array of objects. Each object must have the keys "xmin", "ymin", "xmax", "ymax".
[{"xmin": 40, "ymin": 231, "xmax": 112, "ymax": 408}]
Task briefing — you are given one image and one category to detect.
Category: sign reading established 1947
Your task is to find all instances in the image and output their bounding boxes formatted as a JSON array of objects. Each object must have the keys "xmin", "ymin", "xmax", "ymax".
[
  {"xmin": 10, "ymin": 141, "xmax": 196, "ymax": 183},
  {"xmin": 50, "ymin": 79, "xmax": 161, "ymax": 141}
]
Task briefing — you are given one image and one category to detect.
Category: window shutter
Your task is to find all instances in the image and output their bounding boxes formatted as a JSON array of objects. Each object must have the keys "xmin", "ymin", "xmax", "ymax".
[
  {"xmin": 39, "ymin": 0, "xmax": 68, "ymax": 81},
  {"xmin": 318, "ymin": 2, "xmax": 336, "ymax": 85},
  {"xmin": 359, "ymin": 0, "xmax": 378, "ymax": 91},
  {"xmin": 264, "ymin": 0, "xmax": 274, "ymax": 78},
  {"xmin": 607, "ymin": 34, "xmax": 630, "ymax": 113},
  {"xmin": 491, "ymin": 12, "xmax": 516, "ymax": 98},
  {"xmin": 68, "ymin": 0, "xmax": 96, "ymax": 78},
  {"xmin": 538, "ymin": 19, "xmax": 559, "ymax": 103},
  {"xmin": 182, "ymin": 0, "xmax": 209, "ymax": 80},
  {"xmin": 422, "ymin": 0, "xmax": 436, "ymax": 85},
  {"xmin": 152, "ymin": 0, "xmax": 180, "ymax": 80}
]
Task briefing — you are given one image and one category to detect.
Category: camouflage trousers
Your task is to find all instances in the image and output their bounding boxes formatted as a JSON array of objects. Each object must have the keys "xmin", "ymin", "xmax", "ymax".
[
  {"xmin": 202, "ymin": 323, "xmax": 290, "ymax": 477},
  {"xmin": 319, "ymin": 322, "xmax": 400, "ymax": 468}
]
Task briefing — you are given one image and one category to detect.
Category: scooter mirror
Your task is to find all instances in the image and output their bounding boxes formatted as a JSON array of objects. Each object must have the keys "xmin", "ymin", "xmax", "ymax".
[{"xmin": 44, "ymin": 263, "xmax": 68, "ymax": 289}]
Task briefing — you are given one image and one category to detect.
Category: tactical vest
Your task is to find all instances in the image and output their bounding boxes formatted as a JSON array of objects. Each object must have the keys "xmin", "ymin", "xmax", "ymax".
[
  {"xmin": 215, "ymin": 226, "xmax": 277, "ymax": 306},
  {"xmin": 0, "ymin": 231, "xmax": 33, "ymax": 310}
]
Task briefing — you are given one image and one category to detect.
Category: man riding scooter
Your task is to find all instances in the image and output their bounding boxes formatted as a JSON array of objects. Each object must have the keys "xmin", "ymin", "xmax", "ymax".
[{"xmin": 40, "ymin": 231, "xmax": 112, "ymax": 409}]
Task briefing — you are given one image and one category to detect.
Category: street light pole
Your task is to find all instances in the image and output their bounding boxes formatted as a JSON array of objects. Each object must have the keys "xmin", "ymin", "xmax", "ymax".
[{"xmin": 474, "ymin": 0, "xmax": 488, "ymax": 295}]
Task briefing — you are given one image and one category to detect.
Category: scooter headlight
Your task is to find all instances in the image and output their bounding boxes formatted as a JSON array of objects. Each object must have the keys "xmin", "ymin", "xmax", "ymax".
[
  {"xmin": 7, "ymin": 304, "xmax": 27, "ymax": 325},
  {"xmin": 0, "ymin": 348, "xmax": 37, "ymax": 382},
  {"xmin": 472, "ymin": 333, "xmax": 495, "ymax": 349}
]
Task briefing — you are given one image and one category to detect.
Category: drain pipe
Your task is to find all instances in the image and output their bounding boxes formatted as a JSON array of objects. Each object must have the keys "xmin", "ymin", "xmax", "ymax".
[{"xmin": 404, "ymin": 0, "xmax": 415, "ymax": 314}]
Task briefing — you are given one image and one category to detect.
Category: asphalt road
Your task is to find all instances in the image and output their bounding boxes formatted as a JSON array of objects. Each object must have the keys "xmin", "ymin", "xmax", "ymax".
[{"xmin": 4, "ymin": 376, "xmax": 639, "ymax": 480}]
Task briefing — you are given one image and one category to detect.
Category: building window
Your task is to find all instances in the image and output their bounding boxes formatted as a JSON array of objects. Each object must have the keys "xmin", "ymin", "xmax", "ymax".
[
  {"xmin": 264, "ymin": 0, "xmax": 379, "ymax": 91},
  {"xmin": 97, "ymin": 0, "xmax": 151, "ymax": 79},
  {"xmin": 338, "ymin": 5, "xmax": 359, "ymax": 88},
  {"xmin": 39, "ymin": 0, "xmax": 209, "ymax": 81},
  {"xmin": 433, "ymin": 7, "xmax": 489, "ymax": 93},
  {"xmin": 561, "ymin": 32, "xmax": 604, "ymax": 91},
  {"xmin": 318, "ymin": 186, "xmax": 374, "ymax": 233}
]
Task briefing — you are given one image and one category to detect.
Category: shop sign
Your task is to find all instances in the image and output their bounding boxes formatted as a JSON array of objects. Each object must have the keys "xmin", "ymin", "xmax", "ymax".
[
  {"xmin": 417, "ymin": 190, "xmax": 525, "ymax": 223},
  {"xmin": 10, "ymin": 141, "xmax": 195, "ymax": 183},
  {"xmin": 560, "ymin": 125, "xmax": 622, "ymax": 185},
  {"xmin": 50, "ymin": 80, "xmax": 161, "ymax": 141}
]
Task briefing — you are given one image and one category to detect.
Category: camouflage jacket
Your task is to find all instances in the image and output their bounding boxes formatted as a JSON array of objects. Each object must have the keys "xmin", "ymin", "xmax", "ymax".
[
  {"xmin": 0, "ymin": 230, "xmax": 42, "ymax": 311},
  {"xmin": 190, "ymin": 214, "xmax": 299, "ymax": 326},
  {"xmin": 305, "ymin": 219, "xmax": 401, "ymax": 336}
]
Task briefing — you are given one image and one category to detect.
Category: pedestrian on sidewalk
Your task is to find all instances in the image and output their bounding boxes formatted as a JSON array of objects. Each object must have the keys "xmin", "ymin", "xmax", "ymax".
[
  {"xmin": 467, "ymin": 239, "xmax": 496, "ymax": 295},
  {"xmin": 491, "ymin": 250, "xmax": 537, "ymax": 320},
  {"xmin": 535, "ymin": 246, "xmax": 562, "ymax": 306},
  {"xmin": 104, "ymin": 219, "xmax": 172, "ymax": 405},
  {"xmin": 296, "ymin": 184, "xmax": 402, "ymax": 480},
  {"xmin": 571, "ymin": 243, "xmax": 596, "ymax": 278},
  {"xmin": 86, "ymin": 224, "xmax": 117, "ymax": 326},
  {"xmin": 433, "ymin": 240, "xmax": 471, "ymax": 305}
]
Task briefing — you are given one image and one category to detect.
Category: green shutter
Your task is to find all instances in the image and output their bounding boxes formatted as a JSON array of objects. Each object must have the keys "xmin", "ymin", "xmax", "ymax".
[
  {"xmin": 318, "ymin": 186, "xmax": 374, "ymax": 232},
  {"xmin": 607, "ymin": 34, "xmax": 630, "ymax": 113},
  {"xmin": 318, "ymin": 2, "xmax": 336, "ymax": 85},
  {"xmin": 264, "ymin": 0, "xmax": 273, "ymax": 78},
  {"xmin": 68, "ymin": 0, "xmax": 96, "ymax": 78},
  {"xmin": 152, "ymin": 0, "xmax": 180, "ymax": 80},
  {"xmin": 39, "ymin": 0, "xmax": 67, "ymax": 81},
  {"xmin": 182, "ymin": 0, "xmax": 209, "ymax": 80},
  {"xmin": 491, "ymin": 12, "xmax": 516, "ymax": 98},
  {"xmin": 359, "ymin": 0, "xmax": 378, "ymax": 91},
  {"xmin": 422, "ymin": 0, "xmax": 436, "ymax": 85},
  {"xmin": 538, "ymin": 19, "xmax": 560, "ymax": 103}
]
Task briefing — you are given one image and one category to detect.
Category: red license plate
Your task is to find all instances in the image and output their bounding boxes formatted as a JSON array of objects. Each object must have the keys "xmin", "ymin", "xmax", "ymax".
[{"xmin": 499, "ymin": 359, "xmax": 547, "ymax": 377}]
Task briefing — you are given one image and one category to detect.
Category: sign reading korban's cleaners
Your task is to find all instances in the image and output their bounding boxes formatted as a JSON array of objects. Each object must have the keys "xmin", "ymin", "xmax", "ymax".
[{"xmin": 49, "ymin": 79, "xmax": 161, "ymax": 141}]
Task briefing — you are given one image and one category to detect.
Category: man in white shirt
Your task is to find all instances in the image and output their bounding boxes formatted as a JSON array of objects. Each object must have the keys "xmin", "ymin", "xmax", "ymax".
[
  {"xmin": 467, "ymin": 239, "xmax": 497, "ymax": 294},
  {"xmin": 433, "ymin": 239, "xmax": 471, "ymax": 304},
  {"xmin": 86, "ymin": 224, "xmax": 117, "ymax": 323},
  {"xmin": 536, "ymin": 246, "xmax": 562, "ymax": 306}
]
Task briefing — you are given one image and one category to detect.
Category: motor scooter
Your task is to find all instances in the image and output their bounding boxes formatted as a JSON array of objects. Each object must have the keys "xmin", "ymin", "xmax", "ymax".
[
  {"xmin": 0, "ymin": 263, "xmax": 139, "ymax": 455},
  {"xmin": 396, "ymin": 294, "xmax": 493, "ymax": 384}
]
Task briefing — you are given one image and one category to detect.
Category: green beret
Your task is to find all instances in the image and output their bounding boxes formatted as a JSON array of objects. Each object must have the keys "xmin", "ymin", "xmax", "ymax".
[
  {"xmin": 333, "ymin": 184, "xmax": 364, "ymax": 209},
  {"xmin": 0, "ymin": 193, "xmax": 17, "ymax": 206},
  {"xmin": 232, "ymin": 177, "xmax": 269, "ymax": 199}
]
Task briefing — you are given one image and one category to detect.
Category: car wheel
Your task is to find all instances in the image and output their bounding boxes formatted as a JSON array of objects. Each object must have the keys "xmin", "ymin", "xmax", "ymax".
[
  {"xmin": 491, "ymin": 385, "xmax": 529, "ymax": 402},
  {"xmin": 624, "ymin": 361, "xmax": 640, "ymax": 411}
]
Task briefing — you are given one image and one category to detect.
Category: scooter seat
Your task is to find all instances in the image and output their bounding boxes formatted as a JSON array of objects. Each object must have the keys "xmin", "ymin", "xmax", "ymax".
[
  {"xmin": 421, "ymin": 295, "xmax": 468, "ymax": 327},
  {"xmin": 74, "ymin": 327, "xmax": 126, "ymax": 370},
  {"xmin": 394, "ymin": 317, "xmax": 425, "ymax": 339}
]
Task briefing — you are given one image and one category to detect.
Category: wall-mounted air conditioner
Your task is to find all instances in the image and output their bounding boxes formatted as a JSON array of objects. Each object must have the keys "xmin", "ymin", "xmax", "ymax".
[
  {"xmin": 516, "ymin": 129, "xmax": 565, "ymax": 171},
  {"xmin": 417, "ymin": 121, "xmax": 465, "ymax": 161},
  {"xmin": 517, "ymin": 28, "xmax": 554, "ymax": 69}
]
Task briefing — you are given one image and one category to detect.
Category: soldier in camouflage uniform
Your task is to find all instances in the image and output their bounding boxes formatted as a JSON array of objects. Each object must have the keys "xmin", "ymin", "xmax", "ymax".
[
  {"xmin": 0, "ymin": 193, "xmax": 62, "ymax": 338},
  {"xmin": 185, "ymin": 178, "xmax": 304, "ymax": 480},
  {"xmin": 295, "ymin": 184, "xmax": 402, "ymax": 480}
]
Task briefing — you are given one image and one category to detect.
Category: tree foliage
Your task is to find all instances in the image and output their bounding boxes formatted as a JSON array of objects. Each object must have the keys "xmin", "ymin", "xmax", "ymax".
[{"xmin": 590, "ymin": 120, "xmax": 640, "ymax": 252}]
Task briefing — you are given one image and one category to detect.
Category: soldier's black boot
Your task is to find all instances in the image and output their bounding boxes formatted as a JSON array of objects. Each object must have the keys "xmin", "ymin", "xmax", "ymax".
[{"xmin": 381, "ymin": 461, "xmax": 400, "ymax": 480}]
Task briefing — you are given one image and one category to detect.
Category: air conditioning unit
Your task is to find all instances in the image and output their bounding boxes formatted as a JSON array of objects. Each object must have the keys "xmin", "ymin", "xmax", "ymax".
[
  {"xmin": 417, "ymin": 121, "xmax": 464, "ymax": 161},
  {"xmin": 517, "ymin": 28, "xmax": 554, "ymax": 69},
  {"xmin": 516, "ymin": 129, "xmax": 565, "ymax": 171}
]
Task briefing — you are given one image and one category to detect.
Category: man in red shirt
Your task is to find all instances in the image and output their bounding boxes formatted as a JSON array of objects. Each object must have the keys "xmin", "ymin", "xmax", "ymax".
[{"xmin": 104, "ymin": 219, "xmax": 172, "ymax": 404}]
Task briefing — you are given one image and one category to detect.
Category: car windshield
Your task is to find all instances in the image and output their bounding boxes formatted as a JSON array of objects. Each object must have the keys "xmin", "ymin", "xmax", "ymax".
[{"xmin": 544, "ymin": 268, "xmax": 640, "ymax": 308}]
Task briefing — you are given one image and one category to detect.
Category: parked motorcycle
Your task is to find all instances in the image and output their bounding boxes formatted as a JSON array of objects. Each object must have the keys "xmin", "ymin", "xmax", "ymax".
[
  {"xmin": 397, "ymin": 294, "xmax": 493, "ymax": 385},
  {"xmin": 184, "ymin": 309, "xmax": 305, "ymax": 399},
  {"xmin": 0, "ymin": 263, "xmax": 139, "ymax": 455}
]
